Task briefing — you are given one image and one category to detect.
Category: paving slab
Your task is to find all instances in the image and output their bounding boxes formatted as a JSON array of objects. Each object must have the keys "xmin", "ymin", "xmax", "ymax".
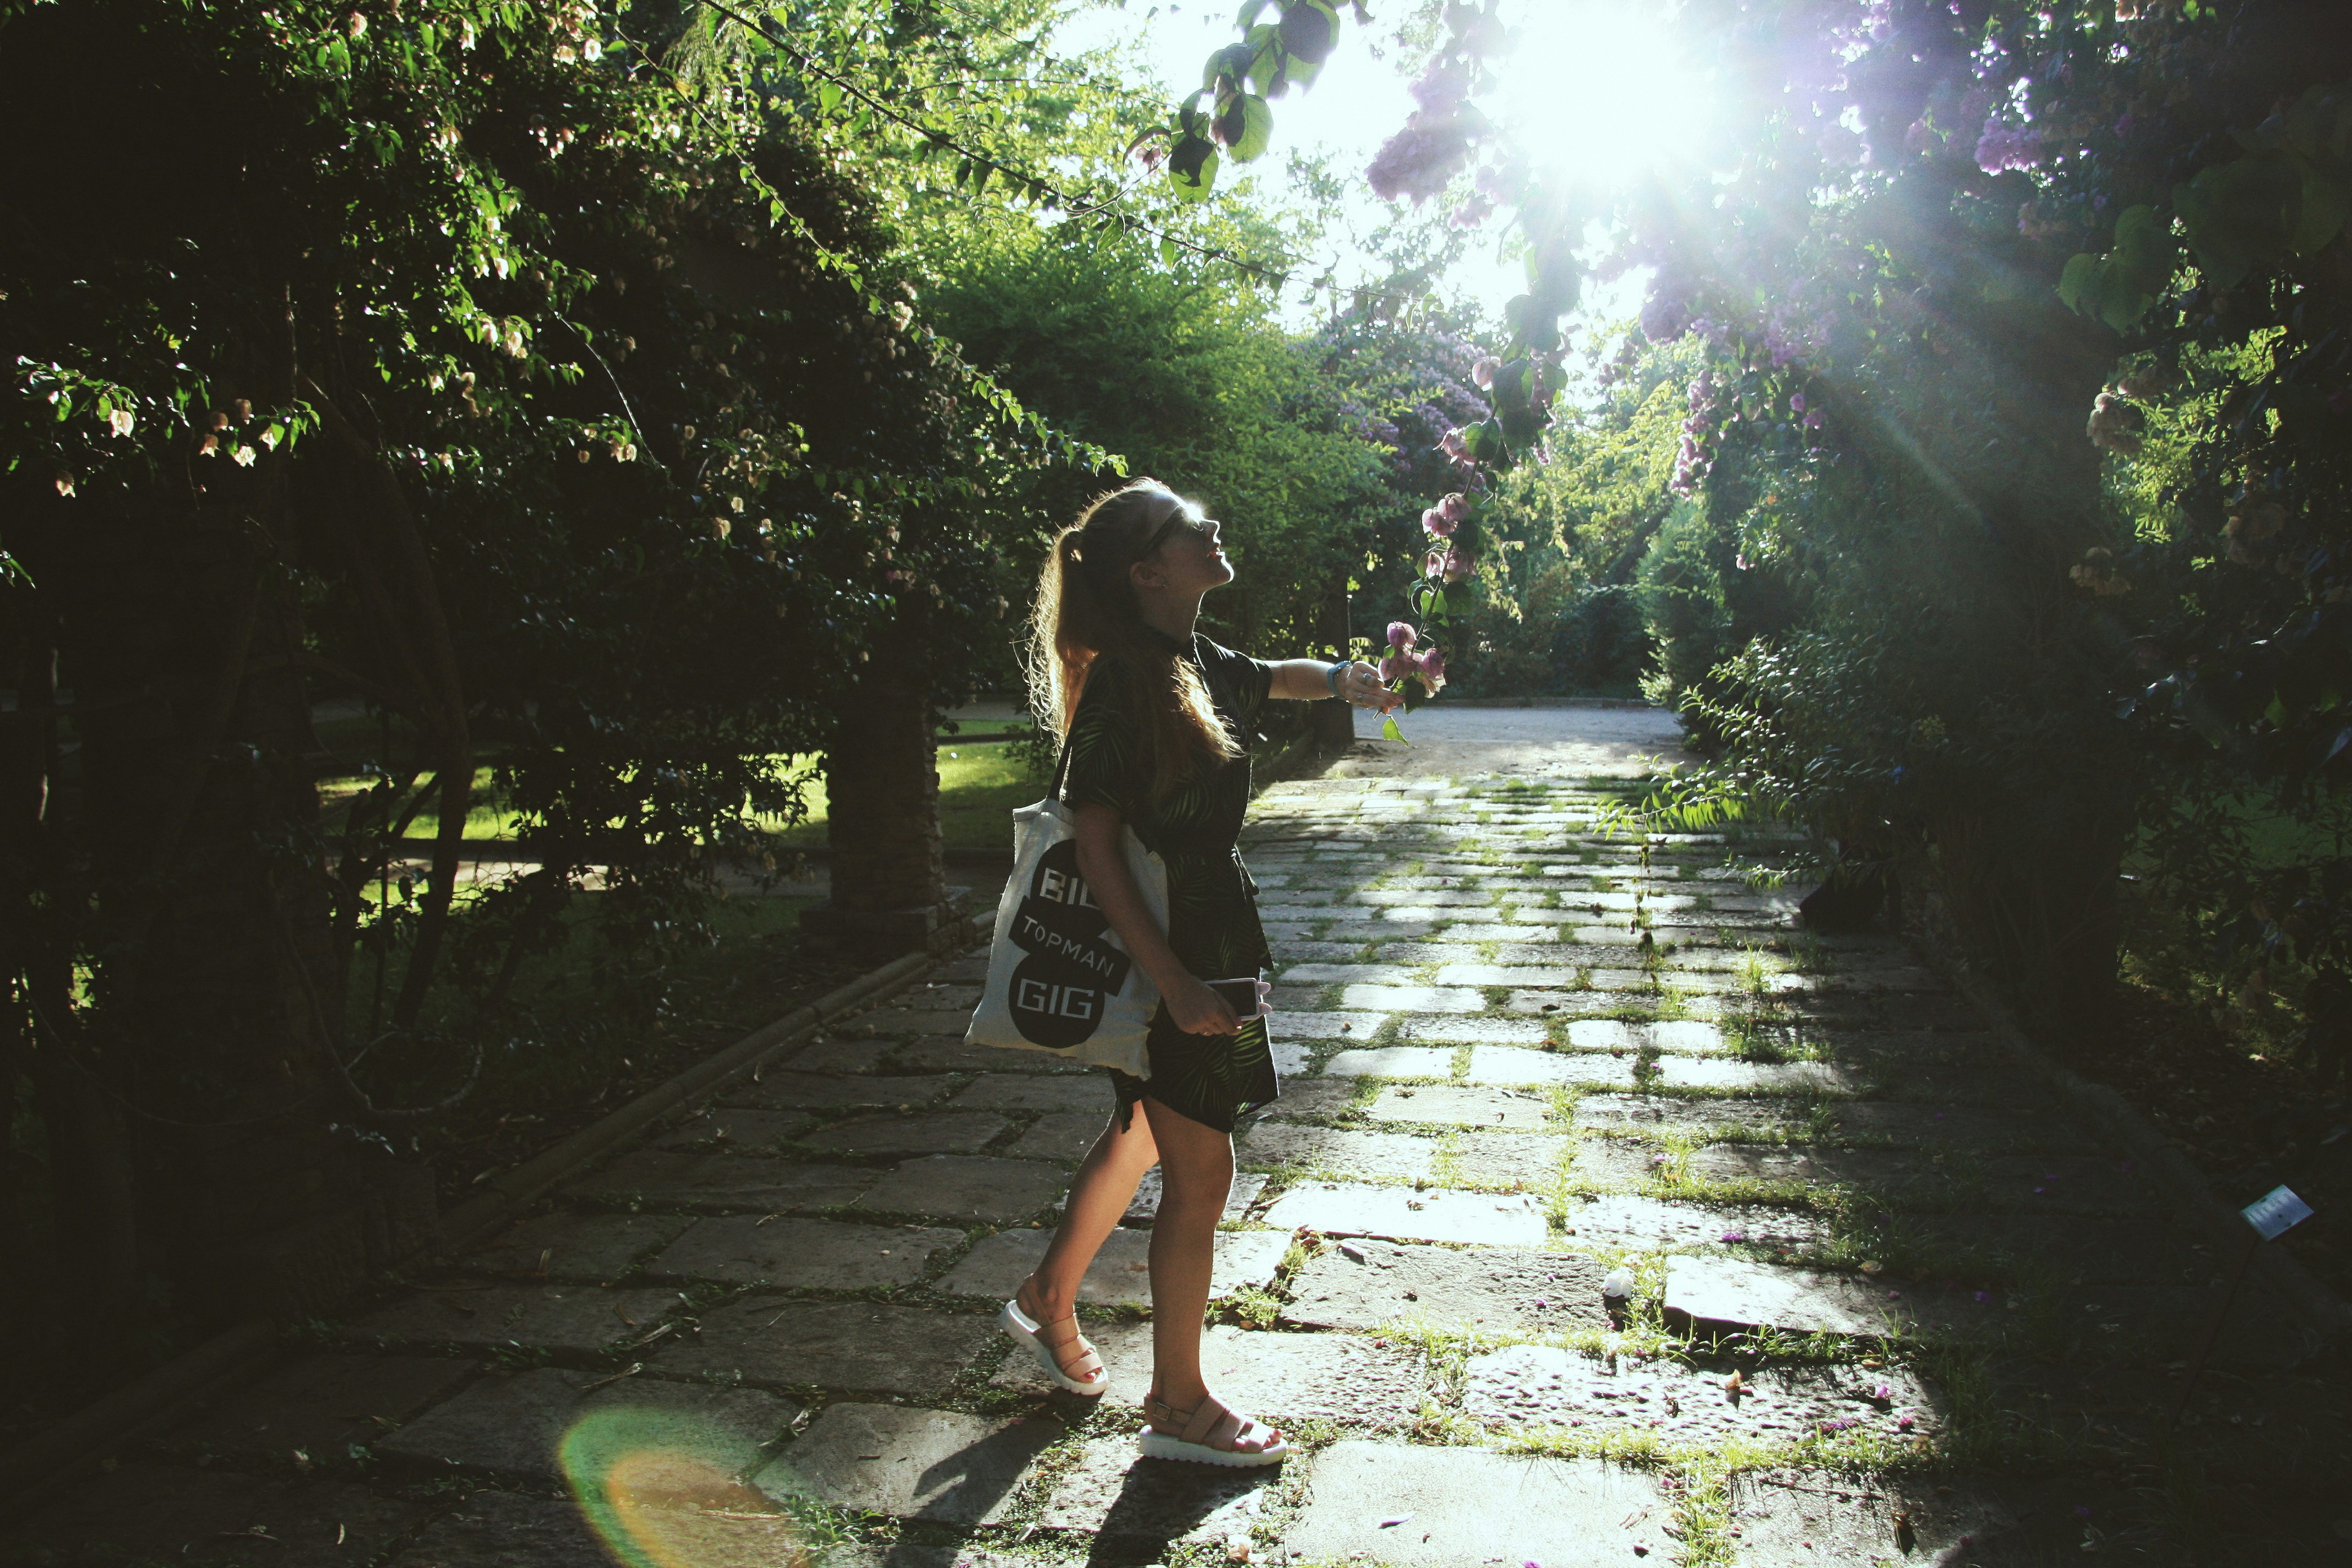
[
  {"xmin": 1683, "ymin": 1142, "xmax": 1936, "ymax": 1192},
  {"xmin": 752, "ymin": 1403, "xmax": 1059, "ymax": 1525},
  {"xmin": 565, "ymin": 1149, "xmax": 880, "ymax": 1211},
  {"xmin": 1338, "ymin": 984, "xmax": 1484, "ymax": 1012},
  {"xmin": 1450, "ymin": 1132, "xmax": 1571, "ymax": 1191},
  {"xmin": 349, "ymin": 1284, "xmax": 681, "ymax": 1353},
  {"xmin": 951, "ymin": 1073, "xmax": 1109, "ymax": 1113},
  {"xmin": 1257, "ymin": 1077, "xmax": 1364, "ymax": 1120},
  {"xmin": 1464, "ymin": 1045, "xmax": 1636, "ymax": 1088},
  {"xmin": 1186, "ymin": 1323, "xmax": 1432, "ymax": 1427},
  {"xmin": 782, "ymin": 1038, "xmax": 895, "ymax": 1074},
  {"xmin": 1664, "ymin": 1256, "xmax": 1995, "ymax": 1341},
  {"xmin": 381, "ymin": 1489, "xmax": 612, "ymax": 1568},
  {"xmin": 456, "ymin": 1211, "xmax": 694, "ymax": 1281},
  {"xmin": 1123, "ymin": 1168, "xmax": 1267, "ymax": 1225},
  {"xmin": 1572, "ymin": 1093, "xmax": 1811, "ymax": 1139},
  {"xmin": 1562, "ymin": 1194, "xmax": 1827, "ymax": 1251},
  {"xmin": 1260, "ymin": 1182, "xmax": 1548, "ymax": 1246},
  {"xmin": 721, "ymin": 1071, "xmax": 958, "ymax": 1111},
  {"xmin": 372, "ymin": 1365, "xmax": 797, "ymax": 1481},
  {"xmin": 1031, "ymin": 1439, "xmax": 1280, "ymax": 1540},
  {"xmin": 1653, "ymin": 1056, "xmax": 1860, "ymax": 1093},
  {"xmin": 1318, "ymin": 1044, "xmax": 1455, "ymax": 1079},
  {"xmin": 1268, "ymin": 1009, "xmax": 1387, "ymax": 1040},
  {"xmin": 1568, "ymin": 1136, "xmax": 1678, "ymax": 1186},
  {"xmin": 797, "ymin": 1110, "xmax": 1009, "ymax": 1156},
  {"xmin": 645, "ymin": 1216, "xmax": 962, "ymax": 1287},
  {"xmin": 1365, "ymin": 1084, "xmax": 1551, "ymax": 1128},
  {"xmin": 887, "ymin": 1037, "xmax": 1094, "ymax": 1074},
  {"xmin": 861, "ymin": 1009, "xmax": 977, "ymax": 1036},
  {"xmin": 1278, "ymin": 962, "xmax": 1423, "ymax": 983},
  {"xmin": 1281, "ymin": 1441, "xmax": 1668, "ymax": 1567},
  {"xmin": 9, "ymin": 1464, "xmax": 427, "ymax": 1566},
  {"xmin": 1235, "ymin": 1123, "xmax": 1436, "ymax": 1180},
  {"xmin": 1463, "ymin": 1343, "xmax": 1942, "ymax": 1446},
  {"xmin": 937, "ymin": 1226, "xmax": 1289, "ymax": 1307},
  {"xmin": 654, "ymin": 1299, "xmax": 994, "ymax": 1394},
  {"xmin": 1004, "ymin": 1110, "xmax": 1106, "ymax": 1163},
  {"xmin": 657, "ymin": 1108, "xmax": 817, "ymax": 1150},
  {"xmin": 1393, "ymin": 1014, "xmax": 1549, "ymax": 1044},
  {"xmin": 162, "ymin": 1353, "xmax": 476, "ymax": 1463},
  {"xmin": 1727, "ymin": 1470, "xmax": 2020, "ymax": 1568},
  {"xmin": 851, "ymin": 1153, "xmax": 1070, "ymax": 1223}
]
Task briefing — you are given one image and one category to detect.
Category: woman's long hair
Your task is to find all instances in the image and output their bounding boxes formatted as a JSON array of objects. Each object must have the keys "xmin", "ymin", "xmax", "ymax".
[{"xmin": 1027, "ymin": 478, "xmax": 1239, "ymax": 801}]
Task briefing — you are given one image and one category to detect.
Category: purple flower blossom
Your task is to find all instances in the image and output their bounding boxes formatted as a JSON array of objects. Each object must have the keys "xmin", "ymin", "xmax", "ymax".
[
  {"xmin": 1438, "ymin": 427, "xmax": 1471, "ymax": 460},
  {"xmin": 1369, "ymin": 117, "xmax": 1473, "ymax": 205},
  {"xmin": 1903, "ymin": 117, "xmax": 1934, "ymax": 153},
  {"xmin": 1418, "ymin": 645, "xmax": 1447, "ymax": 680},
  {"xmin": 1450, "ymin": 193, "xmax": 1495, "ymax": 229},
  {"xmin": 1439, "ymin": 492, "xmax": 1472, "ymax": 522},
  {"xmin": 1790, "ymin": 392, "xmax": 1806, "ymax": 413},
  {"xmin": 1408, "ymin": 62, "xmax": 1469, "ymax": 116},
  {"xmin": 1422, "ymin": 506, "xmax": 1455, "ymax": 537},
  {"xmin": 1803, "ymin": 407, "xmax": 1825, "ymax": 430},
  {"xmin": 1873, "ymin": 1382, "xmax": 1893, "ymax": 1401},
  {"xmin": 1974, "ymin": 117, "xmax": 2041, "ymax": 173},
  {"xmin": 1387, "ymin": 621, "xmax": 1417, "ymax": 650},
  {"xmin": 1720, "ymin": 1229, "xmax": 1746, "ymax": 1243},
  {"xmin": 1640, "ymin": 286, "xmax": 1690, "ymax": 344}
]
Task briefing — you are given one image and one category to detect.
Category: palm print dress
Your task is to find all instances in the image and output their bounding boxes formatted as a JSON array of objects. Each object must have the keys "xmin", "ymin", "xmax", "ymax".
[{"xmin": 1060, "ymin": 628, "xmax": 1280, "ymax": 1134}]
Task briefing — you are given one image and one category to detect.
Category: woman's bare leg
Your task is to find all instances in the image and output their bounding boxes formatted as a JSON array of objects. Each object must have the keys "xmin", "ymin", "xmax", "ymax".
[
  {"xmin": 1016, "ymin": 1103, "xmax": 1159, "ymax": 1328},
  {"xmin": 1137, "ymin": 1093, "xmax": 1235, "ymax": 1411}
]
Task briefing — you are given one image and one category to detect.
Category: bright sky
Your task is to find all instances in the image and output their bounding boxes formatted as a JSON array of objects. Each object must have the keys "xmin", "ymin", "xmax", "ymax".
[{"xmin": 1052, "ymin": 0, "xmax": 1696, "ymax": 340}]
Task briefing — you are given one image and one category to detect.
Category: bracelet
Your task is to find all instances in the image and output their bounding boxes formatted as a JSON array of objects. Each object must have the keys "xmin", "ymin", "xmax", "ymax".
[{"xmin": 1325, "ymin": 661, "xmax": 1344, "ymax": 696}]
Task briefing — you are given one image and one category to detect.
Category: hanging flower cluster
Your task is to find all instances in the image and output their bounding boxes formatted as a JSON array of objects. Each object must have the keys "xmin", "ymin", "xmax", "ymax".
[{"xmin": 1380, "ymin": 620, "xmax": 1447, "ymax": 694}]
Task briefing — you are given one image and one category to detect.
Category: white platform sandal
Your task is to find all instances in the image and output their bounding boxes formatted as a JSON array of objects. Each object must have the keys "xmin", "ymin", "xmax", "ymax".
[
  {"xmin": 998, "ymin": 1299, "xmax": 1108, "ymax": 1395},
  {"xmin": 1139, "ymin": 1392, "xmax": 1291, "ymax": 1467}
]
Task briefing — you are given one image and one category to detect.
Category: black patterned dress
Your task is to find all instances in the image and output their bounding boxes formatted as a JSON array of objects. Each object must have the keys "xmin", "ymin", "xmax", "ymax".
[{"xmin": 1060, "ymin": 628, "xmax": 1280, "ymax": 1134}]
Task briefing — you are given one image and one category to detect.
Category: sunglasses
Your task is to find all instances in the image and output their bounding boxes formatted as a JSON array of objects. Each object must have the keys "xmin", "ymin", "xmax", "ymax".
[{"xmin": 1140, "ymin": 506, "xmax": 1213, "ymax": 558}]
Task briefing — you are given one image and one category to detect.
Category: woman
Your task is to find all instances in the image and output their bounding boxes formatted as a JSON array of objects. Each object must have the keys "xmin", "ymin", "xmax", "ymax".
[{"xmin": 997, "ymin": 478, "xmax": 1400, "ymax": 1467}]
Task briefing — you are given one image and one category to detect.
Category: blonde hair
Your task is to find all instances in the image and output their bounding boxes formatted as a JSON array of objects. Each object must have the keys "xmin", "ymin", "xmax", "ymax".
[{"xmin": 1027, "ymin": 478, "xmax": 1240, "ymax": 801}]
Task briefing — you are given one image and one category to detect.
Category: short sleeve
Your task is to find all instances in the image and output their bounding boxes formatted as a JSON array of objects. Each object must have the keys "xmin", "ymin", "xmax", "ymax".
[
  {"xmin": 1196, "ymin": 636, "xmax": 1275, "ymax": 727},
  {"xmin": 1060, "ymin": 658, "xmax": 1144, "ymax": 816}
]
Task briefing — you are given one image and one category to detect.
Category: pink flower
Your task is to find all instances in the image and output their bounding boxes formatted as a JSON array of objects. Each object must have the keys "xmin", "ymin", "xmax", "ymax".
[
  {"xmin": 1470, "ymin": 357, "xmax": 1499, "ymax": 390},
  {"xmin": 1450, "ymin": 193, "xmax": 1495, "ymax": 229},
  {"xmin": 1873, "ymin": 1382, "xmax": 1893, "ymax": 1401},
  {"xmin": 1803, "ymin": 407, "xmax": 1824, "ymax": 429},
  {"xmin": 1408, "ymin": 62, "xmax": 1469, "ymax": 117},
  {"xmin": 1898, "ymin": 1413, "xmax": 1915, "ymax": 1430},
  {"xmin": 1424, "ymin": 548, "xmax": 1446, "ymax": 579},
  {"xmin": 1789, "ymin": 391, "xmax": 1806, "ymax": 413},
  {"xmin": 1386, "ymin": 620, "xmax": 1417, "ymax": 650},
  {"xmin": 1418, "ymin": 646, "xmax": 1446, "ymax": 683},
  {"xmin": 1438, "ymin": 427, "xmax": 1470, "ymax": 460},
  {"xmin": 1974, "ymin": 117, "xmax": 2041, "ymax": 173},
  {"xmin": 1439, "ymin": 492, "xmax": 1472, "ymax": 522},
  {"xmin": 1439, "ymin": 547, "xmax": 1470, "ymax": 584},
  {"xmin": 1378, "ymin": 654, "xmax": 1404, "ymax": 682},
  {"xmin": 1422, "ymin": 507, "xmax": 1457, "ymax": 538}
]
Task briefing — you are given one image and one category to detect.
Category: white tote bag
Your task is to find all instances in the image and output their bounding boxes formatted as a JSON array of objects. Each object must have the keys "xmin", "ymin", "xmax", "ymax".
[{"xmin": 965, "ymin": 775, "xmax": 1168, "ymax": 1077}]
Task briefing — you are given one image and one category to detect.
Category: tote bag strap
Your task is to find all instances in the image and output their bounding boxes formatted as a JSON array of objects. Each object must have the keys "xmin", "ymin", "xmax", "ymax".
[{"xmin": 1048, "ymin": 734, "xmax": 1075, "ymax": 803}]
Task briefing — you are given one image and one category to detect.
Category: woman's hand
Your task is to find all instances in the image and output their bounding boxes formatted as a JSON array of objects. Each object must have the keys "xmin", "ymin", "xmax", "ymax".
[
  {"xmin": 1333, "ymin": 661, "xmax": 1404, "ymax": 712},
  {"xmin": 1162, "ymin": 973, "xmax": 1242, "ymax": 1037}
]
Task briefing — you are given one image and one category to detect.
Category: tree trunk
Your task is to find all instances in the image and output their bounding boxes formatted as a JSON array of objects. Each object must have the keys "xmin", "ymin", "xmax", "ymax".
[{"xmin": 823, "ymin": 639, "xmax": 962, "ymax": 957}]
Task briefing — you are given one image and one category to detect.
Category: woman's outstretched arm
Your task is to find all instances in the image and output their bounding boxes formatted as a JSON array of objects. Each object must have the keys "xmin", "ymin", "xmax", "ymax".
[
  {"xmin": 1265, "ymin": 658, "xmax": 1401, "ymax": 710},
  {"xmin": 1071, "ymin": 801, "xmax": 1240, "ymax": 1037}
]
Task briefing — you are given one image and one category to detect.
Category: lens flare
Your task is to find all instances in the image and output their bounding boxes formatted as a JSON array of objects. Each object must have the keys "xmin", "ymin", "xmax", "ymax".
[{"xmin": 561, "ymin": 1406, "xmax": 807, "ymax": 1568}]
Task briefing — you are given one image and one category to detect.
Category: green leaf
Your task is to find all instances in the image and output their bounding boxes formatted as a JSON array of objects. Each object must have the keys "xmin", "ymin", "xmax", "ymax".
[
  {"xmin": 1221, "ymin": 93, "xmax": 1273, "ymax": 162},
  {"xmin": 818, "ymin": 80, "xmax": 842, "ymax": 113},
  {"xmin": 1380, "ymin": 715, "xmax": 1408, "ymax": 745},
  {"xmin": 1159, "ymin": 235, "xmax": 1182, "ymax": 266},
  {"xmin": 1167, "ymin": 136, "xmax": 1219, "ymax": 203},
  {"xmin": 2292, "ymin": 166, "xmax": 2350, "ymax": 255}
]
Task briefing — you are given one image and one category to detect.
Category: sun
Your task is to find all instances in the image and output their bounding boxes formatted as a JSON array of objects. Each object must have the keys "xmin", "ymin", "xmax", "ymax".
[{"xmin": 1490, "ymin": 1, "xmax": 1714, "ymax": 191}]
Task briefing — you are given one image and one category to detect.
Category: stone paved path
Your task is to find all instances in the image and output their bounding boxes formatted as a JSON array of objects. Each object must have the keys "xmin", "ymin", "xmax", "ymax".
[{"xmin": 12, "ymin": 710, "xmax": 2349, "ymax": 1567}]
